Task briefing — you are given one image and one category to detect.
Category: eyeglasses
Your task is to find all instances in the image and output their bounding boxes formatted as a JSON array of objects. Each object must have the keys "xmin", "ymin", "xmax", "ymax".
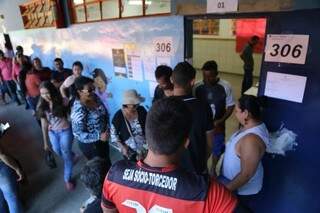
[
  {"xmin": 123, "ymin": 104, "xmax": 139, "ymax": 109},
  {"xmin": 81, "ymin": 87, "xmax": 95, "ymax": 93}
]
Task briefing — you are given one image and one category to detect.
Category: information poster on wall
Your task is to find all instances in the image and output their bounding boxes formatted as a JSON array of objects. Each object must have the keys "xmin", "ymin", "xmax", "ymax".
[
  {"xmin": 127, "ymin": 55, "xmax": 143, "ymax": 81},
  {"xmin": 264, "ymin": 72, "xmax": 307, "ymax": 103},
  {"xmin": 207, "ymin": 0, "xmax": 238, "ymax": 13},
  {"xmin": 264, "ymin": 34, "xmax": 309, "ymax": 64},
  {"xmin": 112, "ymin": 49, "xmax": 127, "ymax": 77}
]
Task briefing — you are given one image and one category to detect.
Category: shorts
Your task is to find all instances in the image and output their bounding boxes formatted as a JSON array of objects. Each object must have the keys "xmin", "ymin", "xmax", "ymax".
[{"xmin": 212, "ymin": 133, "xmax": 225, "ymax": 157}]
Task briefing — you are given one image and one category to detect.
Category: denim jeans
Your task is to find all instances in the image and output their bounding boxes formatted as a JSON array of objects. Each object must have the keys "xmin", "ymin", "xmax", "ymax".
[
  {"xmin": 48, "ymin": 128, "xmax": 74, "ymax": 182},
  {"xmin": 77, "ymin": 140, "xmax": 111, "ymax": 167},
  {"xmin": 0, "ymin": 162, "xmax": 23, "ymax": 213},
  {"xmin": 26, "ymin": 96, "xmax": 39, "ymax": 111},
  {"xmin": 4, "ymin": 80, "xmax": 21, "ymax": 105}
]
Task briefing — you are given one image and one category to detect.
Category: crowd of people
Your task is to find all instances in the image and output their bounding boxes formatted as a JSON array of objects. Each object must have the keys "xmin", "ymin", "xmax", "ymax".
[{"xmin": 0, "ymin": 41, "xmax": 269, "ymax": 213}]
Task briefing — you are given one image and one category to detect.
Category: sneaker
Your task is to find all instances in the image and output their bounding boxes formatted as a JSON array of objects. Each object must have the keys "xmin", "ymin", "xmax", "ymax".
[{"xmin": 65, "ymin": 181, "xmax": 75, "ymax": 191}]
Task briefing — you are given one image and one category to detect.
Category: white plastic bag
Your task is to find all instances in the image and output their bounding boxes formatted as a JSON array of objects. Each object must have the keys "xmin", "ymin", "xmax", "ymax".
[{"xmin": 267, "ymin": 124, "xmax": 298, "ymax": 155}]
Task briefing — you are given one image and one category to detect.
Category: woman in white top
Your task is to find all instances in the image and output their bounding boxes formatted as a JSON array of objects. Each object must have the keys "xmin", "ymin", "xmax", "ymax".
[{"xmin": 221, "ymin": 95, "xmax": 269, "ymax": 211}]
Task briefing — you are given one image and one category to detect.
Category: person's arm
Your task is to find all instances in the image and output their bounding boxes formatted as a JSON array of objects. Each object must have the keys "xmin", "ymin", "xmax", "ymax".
[
  {"xmin": 60, "ymin": 81, "xmax": 68, "ymax": 99},
  {"xmin": 206, "ymin": 130, "xmax": 214, "ymax": 160},
  {"xmin": 40, "ymin": 118, "xmax": 50, "ymax": 150},
  {"xmin": 205, "ymin": 103, "xmax": 214, "ymax": 159},
  {"xmin": 110, "ymin": 120, "xmax": 128, "ymax": 157},
  {"xmin": 214, "ymin": 105, "xmax": 235, "ymax": 127},
  {"xmin": 0, "ymin": 145, "xmax": 24, "ymax": 181},
  {"xmin": 226, "ymin": 134, "xmax": 266, "ymax": 192}
]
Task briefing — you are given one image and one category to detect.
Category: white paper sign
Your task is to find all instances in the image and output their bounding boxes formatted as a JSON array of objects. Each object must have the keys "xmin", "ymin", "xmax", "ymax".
[
  {"xmin": 207, "ymin": 0, "xmax": 238, "ymax": 13},
  {"xmin": 156, "ymin": 56, "xmax": 171, "ymax": 67},
  {"xmin": 264, "ymin": 72, "xmax": 307, "ymax": 103},
  {"xmin": 143, "ymin": 57, "xmax": 157, "ymax": 82},
  {"xmin": 149, "ymin": 81, "xmax": 158, "ymax": 98},
  {"xmin": 153, "ymin": 37, "xmax": 173, "ymax": 56},
  {"xmin": 264, "ymin": 34, "xmax": 309, "ymax": 64},
  {"xmin": 127, "ymin": 55, "xmax": 143, "ymax": 81}
]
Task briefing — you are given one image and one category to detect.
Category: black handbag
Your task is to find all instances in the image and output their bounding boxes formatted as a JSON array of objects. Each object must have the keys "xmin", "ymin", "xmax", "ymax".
[{"xmin": 44, "ymin": 150, "xmax": 57, "ymax": 169}]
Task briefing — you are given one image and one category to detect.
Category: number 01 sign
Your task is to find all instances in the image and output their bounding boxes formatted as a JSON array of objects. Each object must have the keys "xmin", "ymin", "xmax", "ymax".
[{"xmin": 264, "ymin": 34, "xmax": 309, "ymax": 65}]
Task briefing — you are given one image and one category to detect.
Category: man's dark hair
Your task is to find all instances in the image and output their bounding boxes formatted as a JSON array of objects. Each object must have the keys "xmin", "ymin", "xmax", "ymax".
[
  {"xmin": 54, "ymin": 58, "xmax": 63, "ymax": 65},
  {"xmin": 172, "ymin": 61, "xmax": 196, "ymax": 88},
  {"xmin": 0, "ymin": 50, "xmax": 4, "ymax": 57},
  {"xmin": 146, "ymin": 97, "xmax": 192, "ymax": 155},
  {"xmin": 73, "ymin": 61, "xmax": 83, "ymax": 70},
  {"xmin": 16, "ymin": 45, "xmax": 23, "ymax": 52},
  {"xmin": 251, "ymin": 35, "xmax": 260, "ymax": 41},
  {"xmin": 80, "ymin": 157, "xmax": 108, "ymax": 196},
  {"xmin": 201, "ymin": 60, "xmax": 218, "ymax": 76},
  {"xmin": 74, "ymin": 76, "xmax": 94, "ymax": 99},
  {"xmin": 155, "ymin": 65, "xmax": 172, "ymax": 82},
  {"xmin": 92, "ymin": 68, "xmax": 107, "ymax": 84}
]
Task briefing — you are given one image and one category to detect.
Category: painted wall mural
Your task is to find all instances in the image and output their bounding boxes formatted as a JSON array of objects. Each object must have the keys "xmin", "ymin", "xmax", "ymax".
[{"xmin": 9, "ymin": 16, "xmax": 184, "ymax": 116}]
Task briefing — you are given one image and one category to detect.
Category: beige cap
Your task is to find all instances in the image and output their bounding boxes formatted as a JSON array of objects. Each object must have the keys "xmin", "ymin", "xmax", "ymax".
[{"xmin": 122, "ymin": 89, "xmax": 145, "ymax": 105}]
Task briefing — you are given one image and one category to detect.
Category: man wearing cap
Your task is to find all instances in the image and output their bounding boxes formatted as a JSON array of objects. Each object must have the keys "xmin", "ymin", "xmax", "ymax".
[{"xmin": 110, "ymin": 89, "xmax": 147, "ymax": 161}]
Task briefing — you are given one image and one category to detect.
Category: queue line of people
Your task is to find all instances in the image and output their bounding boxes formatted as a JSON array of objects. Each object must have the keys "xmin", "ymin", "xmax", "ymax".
[{"xmin": 0, "ymin": 45, "xmax": 269, "ymax": 213}]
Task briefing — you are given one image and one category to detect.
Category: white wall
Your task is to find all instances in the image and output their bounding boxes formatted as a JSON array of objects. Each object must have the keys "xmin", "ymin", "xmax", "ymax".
[
  {"xmin": 0, "ymin": 0, "xmax": 27, "ymax": 33},
  {"xmin": 193, "ymin": 19, "xmax": 263, "ymax": 77}
]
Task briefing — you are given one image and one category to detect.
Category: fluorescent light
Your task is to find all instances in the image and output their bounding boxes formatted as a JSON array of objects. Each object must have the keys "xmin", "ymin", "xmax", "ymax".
[
  {"xmin": 73, "ymin": 0, "xmax": 84, "ymax": 5},
  {"xmin": 128, "ymin": 0, "xmax": 152, "ymax": 5}
]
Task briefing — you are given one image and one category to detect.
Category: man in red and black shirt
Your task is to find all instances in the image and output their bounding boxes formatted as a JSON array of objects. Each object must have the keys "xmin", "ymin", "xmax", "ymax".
[{"xmin": 101, "ymin": 97, "xmax": 238, "ymax": 213}]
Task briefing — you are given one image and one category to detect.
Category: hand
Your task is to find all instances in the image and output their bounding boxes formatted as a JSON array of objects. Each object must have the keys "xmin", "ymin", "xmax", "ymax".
[
  {"xmin": 48, "ymin": 125, "xmax": 52, "ymax": 130},
  {"xmin": 121, "ymin": 145, "xmax": 129, "ymax": 157},
  {"xmin": 15, "ymin": 168, "xmax": 24, "ymax": 182},
  {"xmin": 100, "ymin": 131, "xmax": 109, "ymax": 142}
]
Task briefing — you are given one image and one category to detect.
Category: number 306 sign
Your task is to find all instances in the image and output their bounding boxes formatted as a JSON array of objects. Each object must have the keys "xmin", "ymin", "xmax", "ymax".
[
  {"xmin": 264, "ymin": 34, "xmax": 309, "ymax": 65},
  {"xmin": 153, "ymin": 37, "xmax": 173, "ymax": 57}
]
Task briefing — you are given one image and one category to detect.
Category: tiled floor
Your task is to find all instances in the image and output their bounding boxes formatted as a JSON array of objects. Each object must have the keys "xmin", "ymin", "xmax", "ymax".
[{"xmin": 0, "ymin": 72, "xmax": 258, "ymax": 213}]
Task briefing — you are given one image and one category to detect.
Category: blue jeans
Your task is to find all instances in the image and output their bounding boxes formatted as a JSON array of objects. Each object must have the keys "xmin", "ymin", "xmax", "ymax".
[
  {"xmin": 212, "ymin": 133, "xmax": 225, "ymax": 157},
  {"xmin": 0, "ymin": 162, "xmax": 23, "ymax": 213},
  {"xmin": 48, "ymin": 128, "xmax": 74, "ymax": 182}
]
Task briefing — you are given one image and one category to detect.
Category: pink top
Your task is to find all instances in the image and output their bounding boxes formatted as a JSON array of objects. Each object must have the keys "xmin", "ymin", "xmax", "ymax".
[
  {"xmin": 0, "ymin": 58, "xmax": 13, "ymax": 81},
  {"xmin": 12, "ymin": 62, "xmax": 21, "ymax": 80}
]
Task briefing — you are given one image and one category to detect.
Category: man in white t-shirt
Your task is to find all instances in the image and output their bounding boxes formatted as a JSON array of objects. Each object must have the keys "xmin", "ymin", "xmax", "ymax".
[{"xmin": 60, "ymin": 61, "xmax": 83, "ymax": 103}]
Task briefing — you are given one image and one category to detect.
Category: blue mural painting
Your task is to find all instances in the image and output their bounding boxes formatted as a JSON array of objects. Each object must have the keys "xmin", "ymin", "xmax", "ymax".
[{"xmin": 9, "ymin": 16, "xmax": 184, "ymax": 117}]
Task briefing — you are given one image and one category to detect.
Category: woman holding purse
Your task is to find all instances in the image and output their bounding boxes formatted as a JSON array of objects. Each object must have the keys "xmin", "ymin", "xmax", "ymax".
[
  {"xmin": 71, "ymin": 76, "xmax": 111, "ymax": 168},
  {"xmin": 37, "ymin": 81, "xmax": 76, "ymax": 191},
  {"xmin": 110, "ymin": 89, "xmax": 147, "ymax": 161}
]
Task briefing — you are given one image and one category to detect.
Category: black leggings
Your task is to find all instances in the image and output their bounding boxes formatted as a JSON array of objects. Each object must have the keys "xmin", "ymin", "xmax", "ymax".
[{"xmin": 78, "ymin": 140, "xmax": 111, "ymax": 165}]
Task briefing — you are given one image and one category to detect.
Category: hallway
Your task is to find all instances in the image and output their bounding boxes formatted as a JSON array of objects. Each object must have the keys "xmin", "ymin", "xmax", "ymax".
[{"xmin": 0, "ymin": 72, "xmax": 254, "ymax": 213}]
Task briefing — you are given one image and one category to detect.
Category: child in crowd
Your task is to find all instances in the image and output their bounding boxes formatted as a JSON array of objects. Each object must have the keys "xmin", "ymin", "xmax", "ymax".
[
  {"xmin": 92, "ymin": 68, "xmax": 112, "ymax": 110},
  {"xmin": 80, "ymin": 157, "xmax": 108, "ymax": 213}
]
